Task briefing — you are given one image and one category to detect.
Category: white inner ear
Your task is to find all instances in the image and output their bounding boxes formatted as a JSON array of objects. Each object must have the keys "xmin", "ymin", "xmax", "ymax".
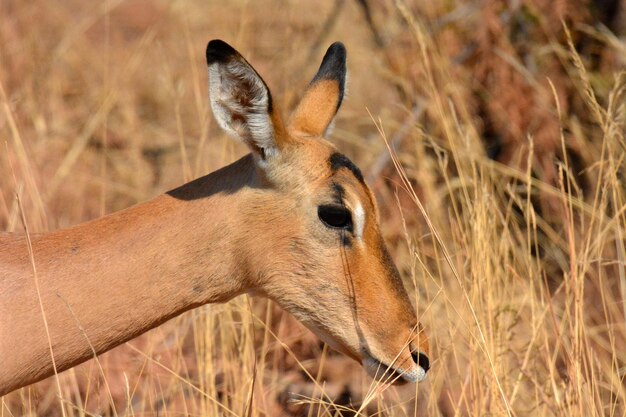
[{"xmin": 208, "ymin": 61, "xmax": 277, "ymax": 159}]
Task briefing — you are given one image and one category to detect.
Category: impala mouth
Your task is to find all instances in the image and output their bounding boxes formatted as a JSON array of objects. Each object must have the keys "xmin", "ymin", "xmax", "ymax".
[
  {"xmin": 298, "ymin": 322, "xmax": 428, "ymax": 384},
  {"xmin": 363, "ymin": 353, "xmax": 427, "ymax": 385}
]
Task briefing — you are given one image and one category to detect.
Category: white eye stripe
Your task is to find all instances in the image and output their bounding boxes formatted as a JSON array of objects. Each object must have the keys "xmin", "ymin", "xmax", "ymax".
[{"xmin": 353, "ymin": 202, "xmax": 365, "ymax": 240}]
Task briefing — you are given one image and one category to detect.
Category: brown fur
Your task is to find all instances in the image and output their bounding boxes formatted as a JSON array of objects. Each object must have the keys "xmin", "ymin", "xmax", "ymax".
[{"xmin": 288, "ymin": 80, "xmax": 341, "ymax": 136}]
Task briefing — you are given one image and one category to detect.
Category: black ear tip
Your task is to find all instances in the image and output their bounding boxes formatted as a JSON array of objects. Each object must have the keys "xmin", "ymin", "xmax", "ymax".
[
  {"xmin": 206, "ymin": 39, "xmax": 238, "ymax": 65},
  {"xmin": 327, "ymin": 42, "xmax": 347, "ymax": 61},
  {"xmin": 322, "ymin": 42, "xmax": 347, "ymax": 70},
  {"xmin": 313, "ymin": 41, "xmax": 347, "ymax": 84}
]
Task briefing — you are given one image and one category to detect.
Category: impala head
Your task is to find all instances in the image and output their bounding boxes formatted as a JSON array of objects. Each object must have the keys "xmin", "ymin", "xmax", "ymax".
[{"xmin": 206, "ymin": 40, "xmax": 429, "ymax": 383}]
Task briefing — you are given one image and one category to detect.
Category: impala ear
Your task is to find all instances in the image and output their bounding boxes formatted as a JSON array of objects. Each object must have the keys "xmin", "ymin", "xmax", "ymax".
[
  {"xmin": 288, "ymin": 42, "xmax": 346, "ymax": 137},
  {"xmin": 206, "ymin": 40, "xmax": 286, "ymax": 164}
]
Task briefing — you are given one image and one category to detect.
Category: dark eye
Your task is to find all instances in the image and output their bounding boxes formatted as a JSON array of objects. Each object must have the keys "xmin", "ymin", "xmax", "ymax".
[{"xmin": 318, "ymin": 205, "xmax": 352, "ymax": 229}]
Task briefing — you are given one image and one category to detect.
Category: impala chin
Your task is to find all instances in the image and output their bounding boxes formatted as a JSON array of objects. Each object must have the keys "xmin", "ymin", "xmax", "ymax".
[
  {"xmin": 314, "ymin": 332, "xmax": 427, "ymax": 384},
  {"xmin": 363, "ymin": 354, "xmax": 427, "ymax": 385}
]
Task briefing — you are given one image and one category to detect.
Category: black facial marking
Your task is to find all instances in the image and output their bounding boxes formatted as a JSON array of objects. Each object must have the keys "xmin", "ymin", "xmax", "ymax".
[
  {"xmin": 331, "ymin": 182, "xmax": 345, "ymax": 202},
  {"xmin": 329, "ymin": 153, "xmax": 364, "ymax": 184},
  {"xmin": 341, "ymin": 231, "xmax": 352, "ymax": 248},
  {"xmin": 311, "ymin": 42, "xmax": 347, "ymax": 110}
]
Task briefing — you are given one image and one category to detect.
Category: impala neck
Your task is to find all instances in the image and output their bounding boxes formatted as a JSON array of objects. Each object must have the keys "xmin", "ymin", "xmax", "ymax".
[{"xmin": 0, "ymin": 155, "xmax": 259, "ymax": 395}]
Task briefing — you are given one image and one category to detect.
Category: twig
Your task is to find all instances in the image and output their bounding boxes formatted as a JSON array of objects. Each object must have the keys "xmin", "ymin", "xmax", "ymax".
[{"xmin": 367, "ymin": 102, "xmax": 425, "ymax": 183}]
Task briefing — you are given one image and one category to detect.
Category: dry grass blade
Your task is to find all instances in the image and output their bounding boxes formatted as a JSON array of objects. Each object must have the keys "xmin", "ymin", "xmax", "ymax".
[{"xmin": 1, "ymin": 1, "xmax": 625, "ymax": 416}]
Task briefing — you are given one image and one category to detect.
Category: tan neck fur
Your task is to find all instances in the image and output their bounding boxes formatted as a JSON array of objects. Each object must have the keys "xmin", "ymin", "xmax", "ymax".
[{"xmin": 0, "ymin": 155, "xmax": 258, "ymax": 395}]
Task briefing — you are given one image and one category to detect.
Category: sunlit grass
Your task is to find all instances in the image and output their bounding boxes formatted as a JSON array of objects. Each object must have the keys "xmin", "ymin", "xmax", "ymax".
[{"xmin": 1, "ymin": 1, "xmax": 624, "ymax": 416}]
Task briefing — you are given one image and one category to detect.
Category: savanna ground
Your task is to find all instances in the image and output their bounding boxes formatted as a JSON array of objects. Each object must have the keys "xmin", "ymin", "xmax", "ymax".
[{"xmin": 1, "ymin": 0, "xmax": 626, "ymax": 416}]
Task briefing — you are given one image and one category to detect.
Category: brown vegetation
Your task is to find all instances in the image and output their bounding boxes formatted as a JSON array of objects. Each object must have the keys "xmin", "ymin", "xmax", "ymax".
[{"xmin": 1, "ymin": 0, "xmax": 625, "ymax": 416}]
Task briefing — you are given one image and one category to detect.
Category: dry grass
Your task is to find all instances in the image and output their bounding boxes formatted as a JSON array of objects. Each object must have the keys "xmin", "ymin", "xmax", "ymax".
[{"xmin": 1, "ymin": 0, "xmax": 626, "ymax": 416}]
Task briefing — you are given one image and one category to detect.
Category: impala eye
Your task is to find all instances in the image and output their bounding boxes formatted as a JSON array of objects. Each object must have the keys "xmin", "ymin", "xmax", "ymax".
[{"xmin": 318, "ymin": 204, "xmax": 352, "ymax": 229}]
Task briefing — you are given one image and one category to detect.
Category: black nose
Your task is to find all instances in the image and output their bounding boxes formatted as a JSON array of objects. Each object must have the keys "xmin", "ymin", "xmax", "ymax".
[{"xmin": 411, "ymin": 350, "xmax": 430, "ymax": 372}]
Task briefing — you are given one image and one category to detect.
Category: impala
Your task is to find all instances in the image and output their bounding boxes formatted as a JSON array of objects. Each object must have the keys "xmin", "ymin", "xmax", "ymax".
[{"xmin": 0, "ymin": 40, "xmax": 429, "ymax": 396}]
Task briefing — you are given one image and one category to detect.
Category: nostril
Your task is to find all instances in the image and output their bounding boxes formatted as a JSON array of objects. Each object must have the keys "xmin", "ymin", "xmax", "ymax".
[{"xmin": 412, "ymin": 351, "xmax": 430, "ymax": 373}]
